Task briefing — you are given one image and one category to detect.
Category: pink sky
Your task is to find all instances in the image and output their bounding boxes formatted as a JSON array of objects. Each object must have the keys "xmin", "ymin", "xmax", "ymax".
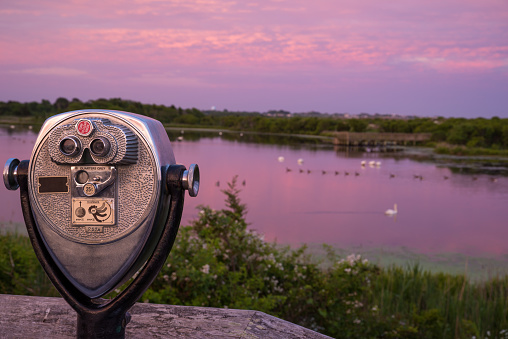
[{"xmin": 1, "ymin": 0, "xmax": 507, "ymax": 117}]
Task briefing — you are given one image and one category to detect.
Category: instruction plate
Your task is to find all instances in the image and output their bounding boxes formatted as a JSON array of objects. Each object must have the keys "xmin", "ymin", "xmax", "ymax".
[{"xmin": 72, "ymin": 198, "xmax": 115, "ymax": 226}]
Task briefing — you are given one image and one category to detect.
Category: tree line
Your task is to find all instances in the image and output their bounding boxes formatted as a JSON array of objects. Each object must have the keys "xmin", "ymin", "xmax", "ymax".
[{"xmin": 1, "ymin": 97, "xmax": 507, "ymax": 149}]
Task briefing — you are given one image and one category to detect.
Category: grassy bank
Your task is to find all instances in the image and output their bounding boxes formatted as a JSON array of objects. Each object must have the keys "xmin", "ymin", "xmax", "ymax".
[
  {"xmin": 1, "ymin": 178, "xmax": 507, "ymax": 338},
  {"xmin": 434, "ymin": 143, "xmax": 508, "ymax": 157}
]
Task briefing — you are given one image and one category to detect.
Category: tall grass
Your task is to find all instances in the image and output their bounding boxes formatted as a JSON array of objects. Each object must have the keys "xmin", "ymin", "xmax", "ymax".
[
  {"xmin": 2, "ymin": 231, "xmax": 507, "ymax": 338},
  {"xmin": 371, "ymin": 263, "xmax": 508, "ymax": 338}
]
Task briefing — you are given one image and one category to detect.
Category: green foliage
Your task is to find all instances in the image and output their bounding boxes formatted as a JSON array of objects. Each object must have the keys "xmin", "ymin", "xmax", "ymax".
[
  {"xmin": 0, "ymin": 233, "xmax": 57, "ymax": 296},
  {"xmin": 1, "ymin": 183, "xmax": 508, "ymax": 337},
  {"xmin": 139, "ymin": 178, "xmax": 508, "ymax": 338}
]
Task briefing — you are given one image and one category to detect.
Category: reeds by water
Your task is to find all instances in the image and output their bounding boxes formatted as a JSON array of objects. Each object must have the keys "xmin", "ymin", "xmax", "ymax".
[
  {"xmin": 1, "ymin": 231, "xmax": 507, "ymax": 338},
  {"xmin": 372, "ymin": 263, "xmax": 508, "ymax": 338}
]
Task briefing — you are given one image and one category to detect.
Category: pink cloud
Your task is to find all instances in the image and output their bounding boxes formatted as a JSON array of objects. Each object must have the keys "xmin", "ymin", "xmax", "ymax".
[{"xmin": 0, "ymin": 0, "xmax": 506, "ymax": 116}]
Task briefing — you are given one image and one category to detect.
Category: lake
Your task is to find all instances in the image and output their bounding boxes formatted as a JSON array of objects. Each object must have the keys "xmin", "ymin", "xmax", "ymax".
[{"xmin": 2, "ymin": 125, "xmax": 508, "ymax": 264}]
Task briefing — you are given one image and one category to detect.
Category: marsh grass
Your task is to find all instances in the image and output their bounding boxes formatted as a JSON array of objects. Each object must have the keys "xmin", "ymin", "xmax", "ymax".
[
  {"xmin": 372, "ymin": 263, "xmax": 508, "ymax": 338},
  {"xmin": 0, "ymin": 233, "xmax": 57, "ymax": 297},
  {"xmin": 434, "ymin": 143, "xmax": 508, "ymax": 157},
  {"xmin": 1, "ymin": 180, "xmax": 507, "ymax": 338}
]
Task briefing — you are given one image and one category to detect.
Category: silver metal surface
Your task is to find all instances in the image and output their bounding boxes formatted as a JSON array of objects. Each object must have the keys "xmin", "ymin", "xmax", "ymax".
[
  {"xmin": 25, "ymin": 109, "xmax": 178, "ymax": 298},
  {"xmin": 3, "ymin": 158, "xmax": 20, "ymax": 190},
  {"xmin": 182, "ymin": 163, "xmax": 200, "ymax": 197}
]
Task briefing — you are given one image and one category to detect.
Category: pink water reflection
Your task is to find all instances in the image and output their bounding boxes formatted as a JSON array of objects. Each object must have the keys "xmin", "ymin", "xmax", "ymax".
[
  {"xmin": 2, "ymin": 127, "xmax": 508, "ymax": 256},
  {"xmin": 172, "ymin": 136, "xmax": 508, "ymax": 256}
]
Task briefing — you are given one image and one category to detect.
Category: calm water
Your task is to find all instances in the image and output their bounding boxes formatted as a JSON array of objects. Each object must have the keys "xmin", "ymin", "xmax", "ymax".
[{"xmin": 2, "ymin": 126, "xmax": 508, "ymax": 257}]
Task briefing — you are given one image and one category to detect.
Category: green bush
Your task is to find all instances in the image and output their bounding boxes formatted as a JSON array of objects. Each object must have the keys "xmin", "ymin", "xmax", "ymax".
[
  {"xmin": 1, "ymin": 177, "xmax": 508, "ymax": 338},
  {"xmin": 0, "ymin": 233, "xmax": 57, "ymax": 296}
]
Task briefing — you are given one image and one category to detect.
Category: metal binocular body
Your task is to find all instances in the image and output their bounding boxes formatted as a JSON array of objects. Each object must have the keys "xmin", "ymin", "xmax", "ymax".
[{"xmin": 4, "ymin": 109, "xmax": 199, "ymax": 338}]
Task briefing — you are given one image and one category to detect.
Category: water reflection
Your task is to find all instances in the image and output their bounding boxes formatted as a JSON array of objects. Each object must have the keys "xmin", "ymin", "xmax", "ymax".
[{"xmin": 1, "ymin": 126, "xmax": 508, "ymax": 258}]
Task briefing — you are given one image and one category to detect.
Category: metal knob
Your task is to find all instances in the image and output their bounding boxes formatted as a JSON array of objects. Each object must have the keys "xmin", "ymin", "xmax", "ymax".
[
  {"xmin": 181, "ymin": 164, "xmax": 200, "ymax": 197},
  {"xmin": 3, "ymin": 158, "xmax": 20, "ymax": 190}
]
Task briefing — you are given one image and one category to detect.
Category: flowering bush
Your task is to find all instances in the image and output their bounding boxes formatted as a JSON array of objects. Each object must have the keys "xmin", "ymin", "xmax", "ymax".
[
  {"xmin": 143, "ymin": 177, "xmax": 386, "ymax": 337},
  {"xmin": 2, "ymin": 176, "xmax": 506, "ymax": 338},
  {"xmin": 143, "ymin": 176, "xmax": 322, "ymax": 324}
]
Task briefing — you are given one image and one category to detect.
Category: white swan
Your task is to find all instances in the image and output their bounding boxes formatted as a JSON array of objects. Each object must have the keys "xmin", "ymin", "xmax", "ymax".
[{"xmin": 385, "ymin": 203, "xmax": 397, "ymax": 216}]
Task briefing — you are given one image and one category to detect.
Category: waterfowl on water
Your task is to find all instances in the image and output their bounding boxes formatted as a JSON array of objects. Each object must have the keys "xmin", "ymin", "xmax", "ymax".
[{"xmin": 385, "ymin": 204, "xmax": 398, "ymax": 216}]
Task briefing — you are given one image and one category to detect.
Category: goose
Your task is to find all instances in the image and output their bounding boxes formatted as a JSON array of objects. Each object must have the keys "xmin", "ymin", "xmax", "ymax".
[
  {"xmin": 335, "ymin": 171, "xmax": 340, "ymax": 176},
  {"xmin": 322, "ymin": 170, "xmax": 327, "ymax": 175},
  {"xmin": 389, "ymin": 173, "xmax": 395, "ymax": 178},
  {"xmin": 385, "ymin": 204, "xmax": 398, "ymax": 216}
]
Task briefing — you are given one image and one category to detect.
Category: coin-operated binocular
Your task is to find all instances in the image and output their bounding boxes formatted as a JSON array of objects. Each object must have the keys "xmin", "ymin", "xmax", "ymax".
[{"xmin": 3, "ymin": 110, "xmax": 199, "ymax": 338}]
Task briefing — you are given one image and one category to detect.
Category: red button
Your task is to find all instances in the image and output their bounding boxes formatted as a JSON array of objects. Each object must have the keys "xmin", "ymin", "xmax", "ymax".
[{"xmin": 76, "ymin": 119, "xmax": 93, "ymax": 136}]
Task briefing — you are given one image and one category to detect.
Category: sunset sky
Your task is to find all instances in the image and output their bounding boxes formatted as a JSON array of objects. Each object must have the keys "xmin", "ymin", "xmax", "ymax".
[{"xmin": 1, "ymin": 0, "xmax": 507, "ymax": 118}]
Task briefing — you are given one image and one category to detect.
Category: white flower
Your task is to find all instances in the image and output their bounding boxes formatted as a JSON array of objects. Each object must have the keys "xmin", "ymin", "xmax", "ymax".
[
  {"xmin": 344, "ymin": 268, "xmax": 351, "ymax": 274},
  {"xmin": 353, "ymin": 318, "xmax": 361, "ymax": 324},
  {"xmin": 201, "ymin": 264, "xmax": 210, "ymax": 274}
]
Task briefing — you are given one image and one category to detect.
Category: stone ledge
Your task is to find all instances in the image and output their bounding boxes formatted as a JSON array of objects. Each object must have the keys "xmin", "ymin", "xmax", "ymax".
[{"xmin": 0, "ymin": 294, "xmax": 331, "ymax": 338}]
